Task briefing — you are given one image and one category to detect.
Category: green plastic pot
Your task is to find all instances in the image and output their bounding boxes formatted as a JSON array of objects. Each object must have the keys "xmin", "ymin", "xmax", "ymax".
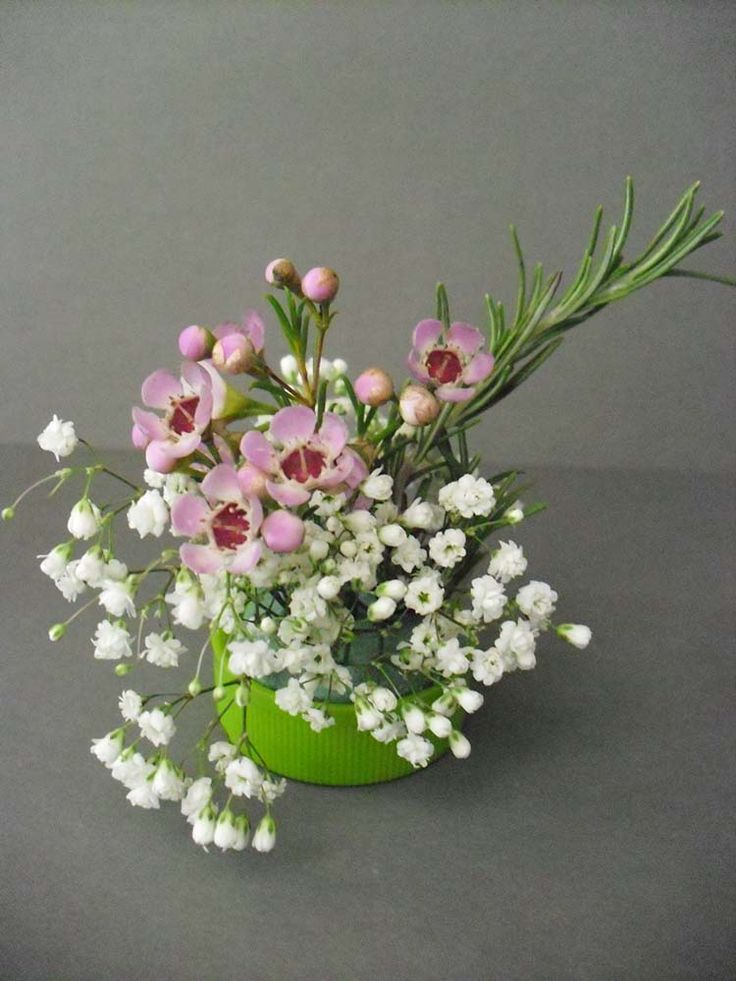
[{"xmin": 211, "ymin": 631, "xmax": 461, "ymax": 786}]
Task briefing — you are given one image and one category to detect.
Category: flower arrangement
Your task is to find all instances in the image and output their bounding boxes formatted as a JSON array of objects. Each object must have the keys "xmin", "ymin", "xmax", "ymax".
[{"xmin": 5, "ymin": 179, "xmax": 732, "ymax": 855}]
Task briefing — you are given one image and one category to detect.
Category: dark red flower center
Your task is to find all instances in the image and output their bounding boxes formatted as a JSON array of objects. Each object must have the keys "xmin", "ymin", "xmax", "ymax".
[
  {"xmin": 281, "ymin": 446, "xmax": 326, "ymax": 483},
  {"xmin": 168, "ymin": 396, "xmax": 200, "ymax": 435},
  {"xmin": 425, "ymin": 348, "xmax": 463, "ymax": 384},
  {"xmin": 211, "ymin": 502, "xmax": 250, "ymax": 550}
]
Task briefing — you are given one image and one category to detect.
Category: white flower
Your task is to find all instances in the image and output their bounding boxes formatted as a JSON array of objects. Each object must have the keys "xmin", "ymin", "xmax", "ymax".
[
  {"xmin": 214, "ymin": 809, "xmax": 248, "ymax": 852},
  {"xmin": 488, "ymin": 540, "xmax": 527, "ymax": 583},
  {"xmin": 259, "ymin": 778, "xmax": 286, "ymax": 804},
  {"xmin": 110, "ymin": 751, "xmax": 149, "ymax": 789},
  {"xmin": 404, "ymin": 572, "xmax": 444, "ymax": 615},
  {"xmin": 316, "ymin": 576, "xmax": 341, "ymax": 601},
  {"xmin": 143, "ymin": 468, "xmax": 166, "ymax": 489},
  {"xmin": 98, "ymin": 577, "xmax": 136, "ymax": 617},
  {"xmin": 225, "ymin": 756, "xmax": 263, "ymax": 799},
  {"xmin": 557, "ymin": 623, "xmax": 592, "ymax": 649},
  {"xmin": 361, "ymin": 470, "xmax": 393, "ymax": 501},
  {"xmin": 181, "ymin": 777, "xmax": 212, "ymax": 823},
  {"xmin": 143, "ymin": 632, "xmax": 186, "ymax": 668},
  {"xmin": 126, "ymin": 776, "xmax": 160, "ymax": 811},
  {"xmin": 67, "ymin": 499, "xmax": 101, "ymax": 540},
  {"xmin": 378, "ymin": 523, "xmax": 407, "ymax": 547},
  {"xmin": 355, "ymin": 699, "xmax": 383, "ymax": 731},
  {"xmin": 137, "ymin": 708, "xmax": 176, "ymax": 747},
  {"xmin": 191, "ymin": 805, "xmax": 217, "ymax": 847},
  {"xmin": 471, "ymin": 648, "xmax": 505, "ymax": 686},
  {"xmin": 516, "ymin": 580, "xmax": 558, "ymax": 625},
  {"xmin": 55, "ymin": 560, "xmax": 87, "ymax": 601},
  {"xmin": 367, "ymin": 596, "xmax": 396, "ymax": 621},
  {"xmin": 396, "ymin": 733, "xmax": 434, "ymax": 768},
  {"xmin": 451, "ymin": 686, "xmax": 484, "ymax": 713},
  {"xmin": 92, "ymin": 620, "xmax": 133, "ymax": 660},
  {"xmin": 390, "ymin": 535, "xmax": 426, "ymax": 573},
  {"xmin": 402, "ymin": 704, "xmax": 427, "ymax": 734},
  {"xmin": 303, "ymin": 707, "xmax": 335, "ymax": 732},
  {"xmin": 429, "ymin": 529, "xmax": 467, "ymax": 568},
  {"xmin": 38, "ymin": 543, "xmax": 73, "ymax": 580},
  {"xmin": 228, "ymin": 639, "xmax": 277, "ymax": 678},
  {"xmin": 427, "ymin": 713, "xmax": 452, "ymax": 738},
  {"xmin": 151, "ymin": 759, "xmax": 186, "ymax": 801},
  {"xmin": 371, "ymin": 687, "xmax": 398, "ymax": 713},
  {"xmin": 252, "ymin": 814, "xmax": 277, "ymax": 853},
  {"xmin": 161, "ymin": 473, "xmax": 197, "ymax": 506},
  {"xmin": 208, "ymin": 741, "xmax": 237, "ymax": 773},
  {"xmin": 37, "ymin": 415, "xmax": 78, "ymax": 460},
  {"xmin": 90, "ymin": 730, "xmax": 124, "ymax": 765},
  {"xmin": 165, "ymin": 578, "xmax": 205, "ymax": 630},
  {"xmin": 439, "ymin": 474, "xmax": 495, "ymax": 519},
  {"xmin": 127, "ymin": 490, "xmax": 169, "ymax": 538},
  {"xmin": 401, "ymin": 499, "xmax": 445, "ymax": 531},
  {"xmin": 75, "ymin": 548, "xmax": 107, "ymax": 586},
  {"xmin": 309, "ymin": 538, "xmax": 330, "ymax": 562},
  {"xmin": 103, "ymin": 558, "xmax": 128, "ymax": 581},
  {"xmin": 371, "ymin": 720, "xmax": 405, "ymax": 744},
  {"xmin": 449, "ymin": 730, "xmax": 471, "ymax": 759},
  {"xmin": 376, "ymin": 579, "xmax": 407, "ymax": 601},
  {"xmin": 494, "ymin": 618, "xmax": 537, "ymax": 670},
  {"xmin": 470, "ymin": 575, "xmax": 507, "ymax": 623},
  {"xmin": 434, "ymin": 638, "xmax": 471, "ymax": 677},
  {"xmin": 118, "ymin": 689, "xmax": 142, "ymax": 721},
  {"xmin": 275, "ymin": 678, "xmax": 313, "ymax": 716}
]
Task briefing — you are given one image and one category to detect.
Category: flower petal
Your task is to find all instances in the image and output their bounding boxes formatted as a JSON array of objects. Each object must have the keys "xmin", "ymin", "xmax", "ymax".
[
  {"xmin": 435, "ymin": 385, "xmax": 474, "ymax": 402},
  {"xmin": 237, "ymin": 464, "xmax": 268, "ymax": 499},
  {"xmin": 447, "ymin": 322, "xmax": 484, "ymax": 355},
  {"xmin": 412, "ymin": 319, "xmax": 443, "ymax": 353},
  {"xmin": 180, "ymin": 543, "xmax": 224, "ymax": 574},
  {"xmin": 141, "ymin": 370, "xmax": 181, "ymax": 409},
  {"xmin": 166, "ymin": 431, "xmax": 202, "ymax": 458},
  {"xmin": 342, "ymin": 448, "xmax": 369, "ymax": 489},
  {"xmin": 131, "ymin": 407, "xmax": 167, "ymax": 440},
  {"xmin": 318, "ymin": 413, "xmax": 348, "ymax": 455},
  {"xmin": 243, "ymin": 310, "xmax": 265, "ymax": 353},
  {"xmin": 240, "ymin": 431, "xmax": 276, "ymax": 471},
  {"xmin": 145, "ymin": 441, "xmax": 178, "ymax": 473},
  {"xmin": 462, "ymin": 351, "xmax": 494, "ymax": 385},
  {"xmin": 201, "ymin": 464, "xmax": 242, "ymax": 502},
  {"xmin": 229, "ymin": 541, "xmax": 263, "ymax": 573},
  {"xmin": 407, "ymin": 350, "xmax": 430, "ymax": 382},
  {"xmin": 266, "ymin": 480, "xmax": 311, "ymax": 507},
  {"xmin": 171, "ymin": 494, "xmax": 209, "ymax": 537},
  {"xmin": 270, "ymin": 405, "xmax": 316, "ymax": 445}
]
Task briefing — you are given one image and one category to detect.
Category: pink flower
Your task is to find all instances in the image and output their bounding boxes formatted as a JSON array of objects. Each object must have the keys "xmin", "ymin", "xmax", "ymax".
[
  {"xmin": 407, "ymin": 320, "xmax": 494, "ymax": 402},
  {"xmin": 132, "ymin": 364, "xmax": 216, "ymax": 473},
  {"xmin": 213, "ymin": 311, "xmax": 265, "ymax": 355},
  {"xmin": 170, "ymin": 464, "xmax": 264, "ymax": 574},
  {"xmin": 240, "ymin": 406, "xmax": 368, "ymax": 507}
]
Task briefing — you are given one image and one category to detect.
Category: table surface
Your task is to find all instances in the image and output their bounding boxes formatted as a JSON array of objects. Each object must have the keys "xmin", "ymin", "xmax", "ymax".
[{"xmin": 1, "ymin": 445, "xmax": 734, "ymax": 981}]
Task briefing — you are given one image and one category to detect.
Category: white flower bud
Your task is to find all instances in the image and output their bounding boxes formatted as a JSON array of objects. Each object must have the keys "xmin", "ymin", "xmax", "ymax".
[
  {"xmin": 504, "ymin": 502, "xmax": 524, "ymax": 525},
  {"xmin": 355, "ymin": 697, "xmax": 383, "ymax": 730},
  {"xmin": 378, "ymin": 523, "xmax": 407, "ymax": 547},
  {"xmin": 361, "ymin": 470, "xmax": 393, "ymax": 501},
  {"xmin": 252, "ymin": 814, "xmax": 277, "ymax": 853},
  {"xmin": 452, "ymin": 687, "xmax": 484, "ymax": 713},
  {"xmin": 427, "ymin": 713, "xmax": 452, "ymax": 738},
  {"xmin": 376, "ymin": 579, "xmax": 407, "ymax": 601},
  {"xmin": 371, "ymin": 687, "xmax": 398, "ymax": 713},
  {"xmin": 449, "ymin": 729, "xmax": 472, "ymax": 759},
  {"xmin": 317, "ymin": 576, "xmax": 342, "ymax": 601},
  {"xmin": 67, "ymin": 499, "xmax": 102, "ymax": 540},
  {"xmin": 192, "ymin": 805, "xmax": 217, "ymax": 847},
  {"xmin": 367, "ymin": 596, "xmax": 396, "ymax": 622},
  {"xmin": 557, "ymin": 623, "xmax": 592, "ymax": 649},
  {"xmin": 339, "ymin": 540, "xmax": 357, "ymax": 558},
  {"xmin": 309, "ymin": 539, "xmax": 330, "ymax": 562},
  {"xmin": 402, "ymin": 704, "xmax": 426, "ymax": 734},
  {"xmin": 259, "ymin": 617, "xmax": 276, "ymax": 635},
  {"xmin": 431, "ymin": 691, "xmax": 457, "ymax": 716}
]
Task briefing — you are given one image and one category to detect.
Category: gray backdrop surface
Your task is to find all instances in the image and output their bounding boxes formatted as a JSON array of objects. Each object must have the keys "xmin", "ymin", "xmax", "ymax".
[{"xmin": 1, "ymin": 0, "xmax": 734, "ymax": 470}]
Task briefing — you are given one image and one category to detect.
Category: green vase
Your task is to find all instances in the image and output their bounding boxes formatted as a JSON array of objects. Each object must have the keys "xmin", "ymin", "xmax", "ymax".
[{"xmin": 211, "ymin": 630, "xmax": 460, "ymax": 786}]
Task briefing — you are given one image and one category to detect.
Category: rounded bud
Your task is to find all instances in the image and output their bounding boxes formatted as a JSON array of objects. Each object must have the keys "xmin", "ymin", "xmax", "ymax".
[
  {"xmin": 235, "ymin": 682, "xmax": 250, "ymax": 708},
  {"xmin": 187, "ymin": 677, "xmax": 203, "ymax": 697},
  {"xmin": 427, "ymin": 713, "xmax": 452, "ymax": 739},
  {"xmin": 2, "ymin": 506, "xmax": 15, "ymax": 522},
  {"xmin": 178, "ymin": 324, "xmax": 214, "ymax": 360},
  {"xmin": 212, "ymin": 685, "xmax": 226, "ymax": 702},
  {"xmin": 301, "ymin": 266, "xmax": 339, "ymax": 304},
  {"xmin": 114, "ymin": 663, "xmax": 133, "ymax": 677},
  {"xmin": 402, "ymin": 703, "xmax": 427, "ymax": 734},
  {"xmin": 399, "ymin": 384, "xmax": 440, "ymax": 427},
  {"xmin": 317, "ymin": 576, "xmax": 341, "ymax": 601},
  {"xmin": 212, "ymin": 333, "xmax": 257, "ymax": 375},
  {"xmin": 265, "ymin": 258, "xmax": 301, "ymax": 292},
  {"xmin": 367, "ymin": 596, "xmax": 396, "ymax": 622},
  {"xmin": 48, "ymin": 623, "xmax": 67, "ymax": 642},
  {"xmin": 449, "ymin": 729, "xmax": 472, "ymax": 759},
  {"xmin": 260, "ymin": 617, "xmax": 276, "ymax": 635},
  {"xmin": 354, "ymin": 368, "xmax": 394, "ymax": 407},
  {"xmin": 377, "ymin": 524, "xmax": 407, "ymax": 548},
  {"xmin": 261, "ymin": 510, "xmax": 305, "ymax": 553},
  {"xmin": 309, "ymin": 538, "xmax": 330, "ymax": 562},
  {"xmin": 376, "ymin": 578, "xmax": 407, "ymax": 601}
]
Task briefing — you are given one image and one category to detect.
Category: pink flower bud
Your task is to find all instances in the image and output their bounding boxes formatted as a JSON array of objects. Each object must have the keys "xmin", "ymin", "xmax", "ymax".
[
  {"xmin": 212, "ymin": 333, "xmax": 257, "ymax": 375},
  {"xmin": 131, "ymin": 424, "xmax": 150, "ymax": 449},
  {"xmin": 301, "ymin": 266, "xmax": 339, "ymax": 304},
  {"xmin": 178, "ymin": 325, "xmax": 214, "ymax": 360},
  {"xmin": 354, "ymin": 368, "xmax": 394, "ymax": 407},
  {"xmin": 399, "ymin": 384, "xmax": 440, "ymax": 427},
  {"xmin": 265, "ymin": 258, "xmax": 301, "ymax": 292},
  {"xmin": 261, "ymin": 510, "xmax": 305, "ymax": 553}
]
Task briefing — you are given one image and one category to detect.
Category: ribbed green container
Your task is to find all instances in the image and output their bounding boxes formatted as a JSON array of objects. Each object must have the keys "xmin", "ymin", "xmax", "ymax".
[{"xmin": 211, "ymin": 631, "xmax": 459, "ymax": 786}]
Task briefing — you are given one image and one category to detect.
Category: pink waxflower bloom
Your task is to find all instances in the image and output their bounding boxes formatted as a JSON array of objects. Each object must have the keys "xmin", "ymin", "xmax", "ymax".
[
  {"xmin": 407, "ymin": 320, "xmax": 494, "ymax": 402},
  {"xmin": 170, "ymin": 464, "xmax": 264, "ymax": 574},
  {"xmin": 240, "ymin": 406, "xmax": 368, "ymax": 507},
  {"xmin": 132, "ymin": 363, "xmax": 216, "ymax": 473}
]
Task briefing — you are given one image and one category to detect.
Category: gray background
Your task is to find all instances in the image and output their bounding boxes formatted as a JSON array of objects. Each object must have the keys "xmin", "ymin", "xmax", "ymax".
[
  {"xmin": 1, "ymin": 3, "xmax": 735, "ymax": 980},
  {"xmin": 1, "ymin": 0, "xmax": 734, "ymax": 471}
]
